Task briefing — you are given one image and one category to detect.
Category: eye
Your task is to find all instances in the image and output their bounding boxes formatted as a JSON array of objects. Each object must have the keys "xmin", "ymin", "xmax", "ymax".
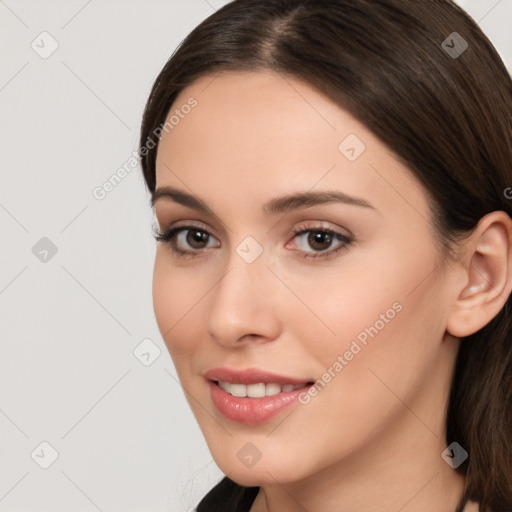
[
  {"xmin": 288, "ymin": 224, "xmax": 353, "ymax": 260},
  {"xmin": 152, "ymin": 224, "xmax": 220, "ymax": 258},
  {"xmin": 153, "ymin": 222, "xmax": 353, "ymax": 261}
]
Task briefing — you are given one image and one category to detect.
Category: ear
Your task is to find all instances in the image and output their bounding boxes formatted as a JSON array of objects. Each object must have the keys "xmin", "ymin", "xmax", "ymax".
[{"xmin": 446, "ymin": 211, "xmax": 512, "ymax": 338}]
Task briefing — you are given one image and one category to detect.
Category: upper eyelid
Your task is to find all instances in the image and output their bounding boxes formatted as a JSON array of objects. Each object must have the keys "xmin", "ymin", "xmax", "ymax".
[
  {"xmin": 157, "ymin": 219, "xmax": 216, "ymax": 236},
  {"xmin": 156, "ymin": 216, "xmax": 349, "ymax": 233},
  {"xmin": 159, "ymin": 220, "xmax": 345, "ymax": 234}
]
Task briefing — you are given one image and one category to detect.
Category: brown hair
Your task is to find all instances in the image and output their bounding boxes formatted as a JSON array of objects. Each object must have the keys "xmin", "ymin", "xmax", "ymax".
[{"xmin": 139, "ymin": 1, "xmax": 512, "ymax": 510}]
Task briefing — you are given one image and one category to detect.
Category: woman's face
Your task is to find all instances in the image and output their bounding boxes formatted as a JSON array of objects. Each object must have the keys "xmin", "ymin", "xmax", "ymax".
[{"xmin": 152, "ymin": 70, "xmax": 461, "ymax": 486}]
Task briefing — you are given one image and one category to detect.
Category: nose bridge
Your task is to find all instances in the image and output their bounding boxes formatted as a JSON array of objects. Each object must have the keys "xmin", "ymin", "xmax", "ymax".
[{"xmin": 206, "ymin": 238, "xmax": 279, "ymax": 345}]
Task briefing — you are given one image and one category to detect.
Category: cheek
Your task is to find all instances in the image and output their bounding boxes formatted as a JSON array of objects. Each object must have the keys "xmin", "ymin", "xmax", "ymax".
[
  {"xmin": 305, "ymin": 253, "xmax": 445, "ymax": 423},
  {"xmin": 285, "ymin": 239, "xmax": 444, "ymax": 407},
  {"xmin": 317, "ymin": 238, "xmax": 441, "ymax": 351},
  {"xmin": 152, "ymin": 254, "xmax": 206, "ymax": 362},
  {"xmin": 274, "ymin": 249, "xmax": 413, "ymax": 366}
]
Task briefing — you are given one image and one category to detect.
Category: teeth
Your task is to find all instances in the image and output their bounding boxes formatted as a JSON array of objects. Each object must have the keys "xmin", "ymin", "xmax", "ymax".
[
  {"xmin": 247, "ymin": 383, "xmax": 266, "ymax": 398},
  {"xmin": 230, "ymin": 383, "xmax": 247, "ymax": 397},
  {"xmin": 265, "ymin": 383, "xmax": 281, "ymax": 396},
  {"xmin": 218, "ymin": 381, "xmax": 231, "ymax": 393},
  {"xmin": 217, "ymin": 381, "xmax": 305, "ymax": 397}
]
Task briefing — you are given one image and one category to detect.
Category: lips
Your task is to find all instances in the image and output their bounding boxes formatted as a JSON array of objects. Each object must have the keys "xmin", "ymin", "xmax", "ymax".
[
  {"xmin": 204, "ymin": 367, "xmax": 315, "ymax": 425},
  {"xmin": 204, "ymin": 367, "xmax": 313, "ymax": 386}
]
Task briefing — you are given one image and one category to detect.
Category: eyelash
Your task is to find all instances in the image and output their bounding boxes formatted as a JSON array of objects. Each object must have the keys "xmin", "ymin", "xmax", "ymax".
[{"xmin": 152, "ymin": 223, "xmax": 353, "ymax": 261}]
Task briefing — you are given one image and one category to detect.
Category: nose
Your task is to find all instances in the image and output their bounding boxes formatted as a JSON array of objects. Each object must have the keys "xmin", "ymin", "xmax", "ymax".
[{"xmin": 206, "ymin": 248, "xmax": 281, "ymax": 347}]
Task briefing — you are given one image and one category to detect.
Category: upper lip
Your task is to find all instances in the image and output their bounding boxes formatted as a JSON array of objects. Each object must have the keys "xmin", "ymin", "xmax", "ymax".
[{"xmin": 204, "ymin": 367, "xmax": 313, "ymax": 386}]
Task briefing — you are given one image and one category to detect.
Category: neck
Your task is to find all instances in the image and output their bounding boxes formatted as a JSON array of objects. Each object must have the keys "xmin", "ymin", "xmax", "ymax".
[{"xmin": 251, "ymin": 429, "xmax": 468, "ymax": 512}]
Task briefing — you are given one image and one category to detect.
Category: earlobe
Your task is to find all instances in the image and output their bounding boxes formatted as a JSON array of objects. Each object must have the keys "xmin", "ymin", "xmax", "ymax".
[{"xmin": 446, "ymin": 211, "xmax": 512, "ymax": 338}]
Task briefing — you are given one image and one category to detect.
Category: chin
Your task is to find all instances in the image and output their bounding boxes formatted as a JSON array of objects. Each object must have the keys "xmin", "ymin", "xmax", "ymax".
[{"xmin": 212, "ymin": 449, "xmax": 313, "ymax": 487}]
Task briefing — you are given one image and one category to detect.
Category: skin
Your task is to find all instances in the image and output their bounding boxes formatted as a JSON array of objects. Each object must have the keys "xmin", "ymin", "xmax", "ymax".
[{"xmin": 151, "ymin": 69, "xmax": 512, "ymax": 512}]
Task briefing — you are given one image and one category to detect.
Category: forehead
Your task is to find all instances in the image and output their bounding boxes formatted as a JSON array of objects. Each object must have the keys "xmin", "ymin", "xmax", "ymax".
[
  {"xmin": 158, "ymin": 70, "xmax": 344, "ymax": 166},
  {"xmin": 154, "ymin": 70, "xmax": 430, "ymax": 221}
]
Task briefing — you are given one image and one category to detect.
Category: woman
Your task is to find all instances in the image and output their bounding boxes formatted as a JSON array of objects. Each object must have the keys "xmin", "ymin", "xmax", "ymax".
[{"xmin": 139, "ymin": 1, "xmax": 512, "ymax": 511}]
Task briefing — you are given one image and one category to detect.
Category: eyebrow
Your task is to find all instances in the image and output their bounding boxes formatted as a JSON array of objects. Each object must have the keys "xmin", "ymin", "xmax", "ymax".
[{"xmin": 151, "ymin": 186, "xmax": 377, "ymax": 215}]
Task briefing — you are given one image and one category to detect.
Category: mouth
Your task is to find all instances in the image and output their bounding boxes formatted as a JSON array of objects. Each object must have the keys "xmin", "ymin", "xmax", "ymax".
[{"xmin": 204, "ymin": 368, "xmax": 315, "ymax": 425}]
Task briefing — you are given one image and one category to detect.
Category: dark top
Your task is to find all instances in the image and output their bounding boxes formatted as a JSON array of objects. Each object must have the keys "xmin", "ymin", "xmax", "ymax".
[
  {"xmin": 196, "ymin": 477, "xmax": 259, "ymax": 511},
  {"xmin": 195, "ymin": 476, "xmax": 479, "ymax": 512}
]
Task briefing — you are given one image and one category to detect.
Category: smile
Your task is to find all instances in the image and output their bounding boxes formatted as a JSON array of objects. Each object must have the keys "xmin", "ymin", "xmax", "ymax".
[{"xmin": 216, "ymin": 381, "xmax": 308, "ymax": 397}]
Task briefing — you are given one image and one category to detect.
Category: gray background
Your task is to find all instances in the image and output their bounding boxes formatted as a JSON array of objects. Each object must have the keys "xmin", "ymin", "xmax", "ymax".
[{"xmin": 0, "ymin": 1, "xmax": 510, "ymax": 511}]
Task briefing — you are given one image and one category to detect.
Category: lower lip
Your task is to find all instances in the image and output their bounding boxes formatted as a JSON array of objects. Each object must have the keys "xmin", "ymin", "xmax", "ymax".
[{"xmin": 208, "ymin": 380, "xmax": 312, "ymax": 425}]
